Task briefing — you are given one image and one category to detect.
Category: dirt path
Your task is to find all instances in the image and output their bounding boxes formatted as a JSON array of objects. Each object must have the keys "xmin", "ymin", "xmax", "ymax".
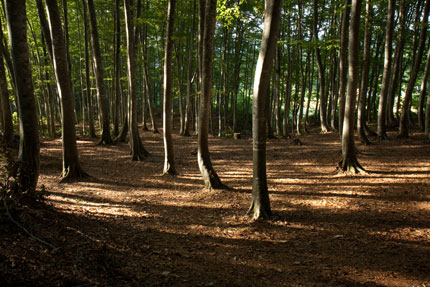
[{"xmin": 1, "ymin": 126, "xmax": 430, "ymax": 286}]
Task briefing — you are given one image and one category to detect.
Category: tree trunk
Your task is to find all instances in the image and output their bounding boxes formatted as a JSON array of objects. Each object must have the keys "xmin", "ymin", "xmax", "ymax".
[
  {"xmin": 418, "ymin": 49, "xmax": 430, "ymax": 131},
  {"xmin": 248, "ymin": 0, "xmax": 282, "ymax": 220},
  {"xmin": 377, "ymin": 0, "xmax": 395, "ymax": 140},
  {"xmin": 45, "ymin": 0, "xmax": 88, "ymax": 182},
  {"xmin": 398, "ymin": 0, "xmax": 430, "ymax": 138},
  {"xmin": 162, "ymin": 0, "xmax": 177, "ymax": 175},
  {"xmin": 339, "ymin": 0, "xmax": 365, "ymax": 173},
  {"xmin": 6, "ymin": 0, "xmax": 40, "ymax": 191},
  {"xmin": 338, "ymin": 0, "xmax": 351, "ymax": 137},
  {"xmin": 197, "ymin": 0, "xmax": 224, "ymax": 190},
  {"xmin": 81, "ymin": 0, "xmax": 96, "ymax": 138},
  {"xmin": 0, "ymin": 15, "xmax": 13, "ymax": 147},
  {"xmin": 87, "ymin": 0, "xmax": 113, "ymax": 144},
  {"xmin": 313, "ymin": 0, "xmax": 329, "ymax": 133},
  {"xmin": 357, "ymin": 1, "xmax": 372, "ymax": 145},
  {"xmin": 124, "ymin": 0, "xmax": 148, "ymax": 161}
]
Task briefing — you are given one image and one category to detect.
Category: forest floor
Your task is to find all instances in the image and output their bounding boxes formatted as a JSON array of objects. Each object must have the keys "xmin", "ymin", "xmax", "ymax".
[{"xmin": 1, "ymin": 123, "xmax": 430, "ymax": 287}]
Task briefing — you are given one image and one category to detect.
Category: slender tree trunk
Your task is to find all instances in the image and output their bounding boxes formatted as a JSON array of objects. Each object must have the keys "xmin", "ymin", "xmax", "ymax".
[
  {"xmin": 183, "ymin": 0, "xmax": 196, "ymax": 137},
  {"xmin": 45, "ymin": 0, "xmax": 88, "ymax": 182},
  {"xmin": 338, "ymin": 0, "xmax": 351, "ymax": 137},
  {"xmin": 418, "ymin": 49, "xmax": 430, "ymax": 131},
  {"xmin": 339, "ymin": 0, "xmax": 365, "ymax": 173},
  {"xmin": 197, "ymin": 0, "xmax": 224, "ymax": 190},
  {"xmin": 398, "ymin": 0, "xmax": 430, "ymax": 138},
  {"xmin": 6, "ymin": 0, "xmax": 40, "ymax": 191},
  {"xmin": 275, "ymin": 45, "xmax": 282, "ymax": 136},
  {"xmin": 81, "ymin": 0, "xmax": 96, "ymax": 138},
  {"xmin": 124, "ymin": 0, "xmax": 148, "ymax": 161},
  {"xmin": 162, "ymin": 0, "xmax": 177, "ymax": 175},
  {"xmin": 0, "ymin": 15, "xmax": 13, "ymax": 147},
  {"xmin": 426, "ymin": 73, "xmax": 430, "ymax": 140},
  {"xmin": 313, "ymin": 0, "xmax": 329, "ymax": 133},
  {"xmin": 387, "ymin": 0, "xmax": 407, "ymax": 127},
  {"xmin": 113, "ymin": 0, "xmax": 121, "ymax": 136},
  {"xmin": 357, "ymin": 1, "xmax": 372, "ymax": 145},
  {"xmin": 87, "ymin": 0, "xmax": 113, "ymax": 144},
  {"xmin": 377, "ymin": 0, "xmax": 395, "ymax": 140},
  {"xmin": 248, "ymin": 0, "xmax": 282, "ymax": 220}
]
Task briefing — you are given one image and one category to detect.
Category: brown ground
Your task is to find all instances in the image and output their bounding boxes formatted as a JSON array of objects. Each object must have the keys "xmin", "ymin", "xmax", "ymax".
[{"xmin": 1, "ymin": 125, "xmax": 430, "ymax": 287}]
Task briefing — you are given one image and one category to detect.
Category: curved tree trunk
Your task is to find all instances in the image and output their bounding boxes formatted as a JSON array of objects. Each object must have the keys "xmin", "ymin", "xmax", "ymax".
[
  {"xmin": 357, "ymin": 1, "xmax": 372, "ymax": 145},
  {"xmin": 248, "ymin": 0, "xmax": 282, "ymax": 220},
  {"xmin": 339, "ymin": 0, "xmax": 365, "ymax": 174},
  {"xmin": 6, "ymin": 0, "xmax": 40, "ymax": 191},
  {"xmin": 377, "ymin": 0, "xmax": 395, "ymax": 140},
  {"xmin": 45, "ymin": 0, "xmax": 88, "ymax": 182},
  {"xmin": 87, "ymin": 0, "xmax": 113, "ymax": 144},
  {"xmin": 197, "ymin": 0, "xmax": 224, "ymax": 190},
  {"xmin": 398, "ymin": 0, "xmax": 430, "ymax": 138},
  {"xmin": 162, "ymin": 0, "xmax": 177, "ymax": 175}
]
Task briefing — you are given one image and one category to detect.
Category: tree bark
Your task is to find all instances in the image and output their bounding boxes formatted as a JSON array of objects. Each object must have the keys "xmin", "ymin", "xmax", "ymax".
[
  {"xmin": 197, "ymin": 0, "xmax": 224, "ymax": 190},
  {"xmin": 398, "ymin": 0, "xmax": 430, "ymax": 138},
  {"xmin": 87, "ymin": 0, "xmax": 113, "ymax": 144},
  {"xmin": 338, "ymin": 0, "xmax": 351, "ymax": 137},
  {"xmin": 6, "ymin": 0, "xmax": 40, "ymax": 191},
  {"xmin": 248, "ymin": 0, "xmax": 282, "ymax": 220},
  {"xmin": 357, "ymin": 1, "xmax": 372, "ymax": 145},
  {"xmin": 339, "ymin": 0, "xmax": 365, "ymax": 173},
  {"xmin": 0, "ymin": 15, "xmax": 13, "ymax": 147},
  {"xmin": 163, "ymin": 0, "xmax": 177, "ymax": 175},
  {"xmin": 377, "ymin": 0, "xmax": 395, "ymax": 140},
  {"xmin": 313, "ymin": 0, "xmax": 329, "ymax": 133},
  {"xmin": 418, "ymin": 49, "xmax": 430, "ymax": 131},
  {"xmin": 45, "ymin": 0, "xmax": 88, "ymax": 182},
  {"xmin": 124, "ymin": 0, "xmax": 148, "ymax": 161}
]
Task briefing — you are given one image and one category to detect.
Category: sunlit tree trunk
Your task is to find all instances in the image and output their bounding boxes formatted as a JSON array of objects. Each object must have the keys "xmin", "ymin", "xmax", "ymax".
[
  {"xmin": 112, "ymin": 0, "xmax": 121, "ymax": 137},
  {"xmin": 197, "ymin": 0, "xmax": 224, "ymax": 190},
  {"xmin": 248, "ymin": 0, "xmax": 282, "ymax": 220},
  {"xmin": 339, "ymin": 0, "xmax": 365, "ymax": 173},
  {"xmin": 162, "ymin": 0, "xmax": 177, "ymax": 175},
  {"xmin": 45, "ymin": 0, "xmax": 88, "ymax": 182},
  {"xmin": 5, "ymin": 0, "xmax": 40, "ymax": 190},
  {"xmin": 377, "ymin": 0, "xmax": 395, "ymax": 140},
  {"xmin": 398, "ymin": 0, "xmax": 430, "ymax": 138},
  {"xmin": 87, "ymin": 0, "xmax": 113, "ymax": 144}
]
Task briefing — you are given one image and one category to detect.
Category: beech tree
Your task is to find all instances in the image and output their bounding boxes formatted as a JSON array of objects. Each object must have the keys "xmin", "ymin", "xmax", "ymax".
[
  {"xmin": 124, "ymin": 0, "xmax": 148, "ymax": 161},
  {"xmin": 197, "ymin": 0, "xmax": 224, "ymax": 189},
  {"xmin": 162, "ymin": 0, "xmax": 177, "ymax": 175},
  {"xmin": 87, "ymin": 0, "xmax": 113, "ymax": 145},
  {"xmin": 45, "ymin": 0, "xmax": 88, "ymax": 182},
  {"xmin": 398, "ymin": 0, "xmax": 430, "ymax": 138},
  {"xmin": 377, "ymin": 0, "xmax": 395, "ymax": 140},
  {"xmin": 338, "ymin": 0, "xmax": 364, "ymax": 173},
  {"xmin": 248, "ymin": 0, "xmax": 282, "ymax": 220},
  {"xmin": 0, "ymin": 15, "xmax": 13, "ymax": 147},
  {"xmin": 5, "ymin": 0, "xmax": 40, "ymax": 191}
]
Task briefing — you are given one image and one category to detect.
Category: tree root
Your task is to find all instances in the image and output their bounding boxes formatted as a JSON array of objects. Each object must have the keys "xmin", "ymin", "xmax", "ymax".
[
  {"xmin": 247, "ymin": 199, "xmax": 272, "ymax": 220},
  {"xmin": 2, "ymin": 193, "xmax": 56, "ymax": 249},
  {"xmin": 337, "ymin": 157, "xmax": 366, "ymax": 174},
  {"xmin": 60, "ymin": 165, "xmax": 90, "ymax": 183}
]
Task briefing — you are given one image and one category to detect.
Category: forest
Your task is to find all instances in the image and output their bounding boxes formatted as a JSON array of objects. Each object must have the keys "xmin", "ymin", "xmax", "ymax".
[{"xmin": 1, "ymin": 0, "xmax": 430, "ymax": 286}]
